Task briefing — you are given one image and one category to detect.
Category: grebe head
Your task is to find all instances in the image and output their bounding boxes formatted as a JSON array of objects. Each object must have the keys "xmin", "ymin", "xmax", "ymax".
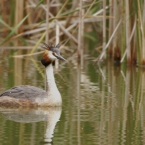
[{"xmin": 41, "ymin": 43, "xmax": 66, "ymax": 67}]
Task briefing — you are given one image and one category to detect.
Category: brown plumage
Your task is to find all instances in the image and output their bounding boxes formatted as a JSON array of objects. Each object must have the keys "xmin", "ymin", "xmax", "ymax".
[{"xmin": 41, "ymin": 51, "xmax": 52, "ymax": 67}]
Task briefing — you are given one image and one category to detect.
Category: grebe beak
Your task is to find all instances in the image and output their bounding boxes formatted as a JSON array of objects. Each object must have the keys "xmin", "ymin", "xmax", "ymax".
[{"xmin": 55, "ymin": 54, "xmax": 66, "ymax": 61}]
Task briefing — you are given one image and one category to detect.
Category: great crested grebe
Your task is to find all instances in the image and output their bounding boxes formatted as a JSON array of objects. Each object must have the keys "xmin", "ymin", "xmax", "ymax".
[{"xmin": 0, "ymin": 43, "xmax": 66, "ymax": 107}]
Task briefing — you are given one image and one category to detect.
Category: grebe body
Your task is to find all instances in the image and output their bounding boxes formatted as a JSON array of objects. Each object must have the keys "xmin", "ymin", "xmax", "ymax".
[{"xmin": 0, "ymin": 43, "xmax": 65, "ymax": 107}]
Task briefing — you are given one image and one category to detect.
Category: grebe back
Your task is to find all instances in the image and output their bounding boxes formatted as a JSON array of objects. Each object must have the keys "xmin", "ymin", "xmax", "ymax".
[{"xmin": 0, "ymin": 43, "xmax": 66, "ymax": 107}]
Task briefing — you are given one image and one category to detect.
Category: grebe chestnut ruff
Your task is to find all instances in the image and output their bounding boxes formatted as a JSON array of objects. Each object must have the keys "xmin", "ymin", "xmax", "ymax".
[{"xmin": 0, "ymin": 43, "xmax": 66, "ymax": 107}]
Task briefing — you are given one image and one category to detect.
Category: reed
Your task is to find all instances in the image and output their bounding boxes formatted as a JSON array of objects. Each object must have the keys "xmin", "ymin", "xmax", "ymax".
[
  {"xmin": 136, "ymin": 0, "xmax": 145, "ymax": 66},
  {"xmin": 102, "ymin": 0, "xmax": 106, "ymax": 60},
  {"xmin": 102, "ymin": 0, "xmax": 145, "ymax": 66},
  {"xmin": 1, "ymin": 0, "xmax": 145, "ymax": 67},
  {"xmin": 78, "ymin": 0, "xmax": 83, "ymax": 60},
  {"xmin": 0, "ymin": 0, "xmax": 100, "ymax": 49},
  {"xmin": 45, "ymin": 0, "xmax": 50, "ymax": 43},
  {"xmin": 125, "ymin": 0, "xmax": 131, "ymax": 64}
]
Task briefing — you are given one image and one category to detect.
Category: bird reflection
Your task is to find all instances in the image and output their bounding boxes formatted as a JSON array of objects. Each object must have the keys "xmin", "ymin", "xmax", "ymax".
[{"xmin": 0, "ymin": 107, "xmax": 62, "ymax": 144}]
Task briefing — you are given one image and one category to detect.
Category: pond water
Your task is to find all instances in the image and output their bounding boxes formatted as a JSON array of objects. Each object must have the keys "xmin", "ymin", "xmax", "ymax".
[{"xmin": 0, "ymin": 49, "xmax": 145, "ymax": 145}]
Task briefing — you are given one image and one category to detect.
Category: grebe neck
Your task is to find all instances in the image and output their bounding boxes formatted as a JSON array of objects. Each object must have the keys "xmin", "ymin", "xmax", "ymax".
[{"xmin": 45, "ymin": 63, "xmax": 62, "ymax": 105}]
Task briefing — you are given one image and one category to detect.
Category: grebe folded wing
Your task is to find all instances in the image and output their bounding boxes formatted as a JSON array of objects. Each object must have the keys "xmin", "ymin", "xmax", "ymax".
[{"xmin": 0, "ymin": 85, "xmax": 47, "ymax": 99}]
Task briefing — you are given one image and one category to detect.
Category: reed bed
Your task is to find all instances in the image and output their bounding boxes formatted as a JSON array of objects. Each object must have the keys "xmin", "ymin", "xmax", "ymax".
[
  {"xmin": 102, "ymin": 0, "xmax": 145, "ymax": 66},
  {"xmin": 0, "ymin": 0, "xmax": 145, "ymax": 66}
]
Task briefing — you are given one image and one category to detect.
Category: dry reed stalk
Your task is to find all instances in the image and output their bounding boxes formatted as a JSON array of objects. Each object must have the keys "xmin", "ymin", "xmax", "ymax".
[
  {"xmin": 108, "ymin": 0, "xmax": 113, "ymax": 57},
  {"xmin": 64, "ymin": 0, "xmax": 78, "ymax": 29},
  {"xmin": 29, "ymin": 0, "xmax": 69, "ymax": 54},
  {"xmin": 27, "ymin": 0, "xmax": 44, "ymax": 23},
  {"xmin": 120, "ymin": 21, "xmax": 136, "ymax": 63},
  {"xmin": 98, "ymin": 19, "xmax": 122, "ymax": 61},
  {"xmin": 0, "ymin": 1, "xmax": 7, "ymax": 36},
  {"xmin": 55, "ymin": 18, "xmax": 78, "ymax": 44},
  {"xmin": 14, "ymin": 0, "xmax": 24, "ymax": 86},
  {"xmin": 129, "ymin": 3, "xmax": 137, "ymax": 65},
  {"xmin": 125, "ymin": 0, "xmax": 131, "ymax": 64},
  {"xmin": 13, "ymin": 51, "xmax": 43, "ymax": 58},
  {"xmin": 80, "ymin": 0, "xmax": 96, "ymax": 66},
  {"xmin": 15, "ymin": 0, "xmax": 24, "ymax": 33},
  {"xmin": 0, "ymin": 46, "xmax": 42, "ymax": 49},
  {"xmin": 114, "ymin": 1, "xmax": 122, "ymax": 62},
  {"xmin": 81, "ymin": 10, "xmax": 84, "ymax": 68},
  {"xmin": 140, "ymin": 0, "xmax": 145, "ymax": 66},
  {"xmin": 93, "ymin": 5, "xmax": 109, "ymax": 16},
  {"xmin": 132, "ymin": 31, "xmax": 137, "ymax": 64},
  {"xmin": 112, "ymin": 0, "xmax": 122, "ymax": 62},
  {"xmin": 102, "ymin": 0, "xmax": 106, "ymax": 60},
  {"xmin": 112, "ymin": 0, "xmax": 116, "ymax": 59},
  {"xmin": 78, "ymin": 0, "xmax": 83, "ymax": 60},
  {"xmin": 25, "ymin": 1, "xmax": 32, "ymax": 24},
  {"xmin": 56, "ymin": 23, "xmax": 60, "ymax": 45},
  {"xmin": 64, "ymin": 0, "xmax": 94, "ymax": 30},
  {"xmin": 51, "ymin": 23, "xmax": 77, "ymax": 43},
  {"xmin": 29, "ymin": 33, "xmax": 46, "ymax": 40},
  {"xmin": 45, "ymin": 0, "xmax": 50, "ymax": 43},
  {"xmin": 25, "ymin": 1, "xmax": 35, "ymax": 61},
  {"xmin": 83, "ymin": 0, "xmax": 96, "ymax": 18},
  {"xmin": 13, "ymin": 27, "xmax": 47, "ymax": 38}
]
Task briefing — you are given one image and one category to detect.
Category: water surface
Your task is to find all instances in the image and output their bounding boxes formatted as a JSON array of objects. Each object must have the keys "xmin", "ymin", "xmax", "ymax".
[{"xmin": 0, "ymin": 50, "xmax": 145, "ymax": 145}]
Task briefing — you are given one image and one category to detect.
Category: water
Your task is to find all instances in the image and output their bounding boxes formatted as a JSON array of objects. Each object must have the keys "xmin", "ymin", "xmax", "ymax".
[{"xmin": 0, "ymin": 50, "xmax": 145, "ymax": 145}]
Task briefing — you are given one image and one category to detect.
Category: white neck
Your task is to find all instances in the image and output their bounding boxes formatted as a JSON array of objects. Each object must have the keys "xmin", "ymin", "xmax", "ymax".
[{"xmin": 45, "ymin": 63, "xmax": 62, "ymax": 106}]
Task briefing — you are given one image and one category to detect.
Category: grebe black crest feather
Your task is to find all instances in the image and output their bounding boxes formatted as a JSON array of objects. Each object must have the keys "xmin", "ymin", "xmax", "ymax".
[{"xmin": 41, "ymin": 42, "xmax": 61, "ymax": 51}]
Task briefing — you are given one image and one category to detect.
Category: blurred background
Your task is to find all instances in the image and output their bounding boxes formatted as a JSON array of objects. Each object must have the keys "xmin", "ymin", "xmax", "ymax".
[{"xmin": 0, "ymin": 0, "xmax": 145, "ymax": 145}]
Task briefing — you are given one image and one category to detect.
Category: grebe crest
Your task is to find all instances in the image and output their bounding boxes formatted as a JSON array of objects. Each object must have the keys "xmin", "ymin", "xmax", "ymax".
[
  {"xmin": 0, "ymin": 42, "xmax": 66, "ymax": 107},
  {"xmin": 41, "ymin": 43, "xmax": 66, "ymax": 67}
]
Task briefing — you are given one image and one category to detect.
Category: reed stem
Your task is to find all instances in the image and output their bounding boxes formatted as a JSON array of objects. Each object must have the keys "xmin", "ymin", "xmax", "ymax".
[
  {"xmin": 78, "ymin": 0, "xmax": 83, "ymax": 60},
  {"xmin": 45, "ymin": 0, "xmax": 49, "ymax": 43},
  {"xmin": 102, "ymin": 0, "xmax": 106, "ymax": 60}
]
